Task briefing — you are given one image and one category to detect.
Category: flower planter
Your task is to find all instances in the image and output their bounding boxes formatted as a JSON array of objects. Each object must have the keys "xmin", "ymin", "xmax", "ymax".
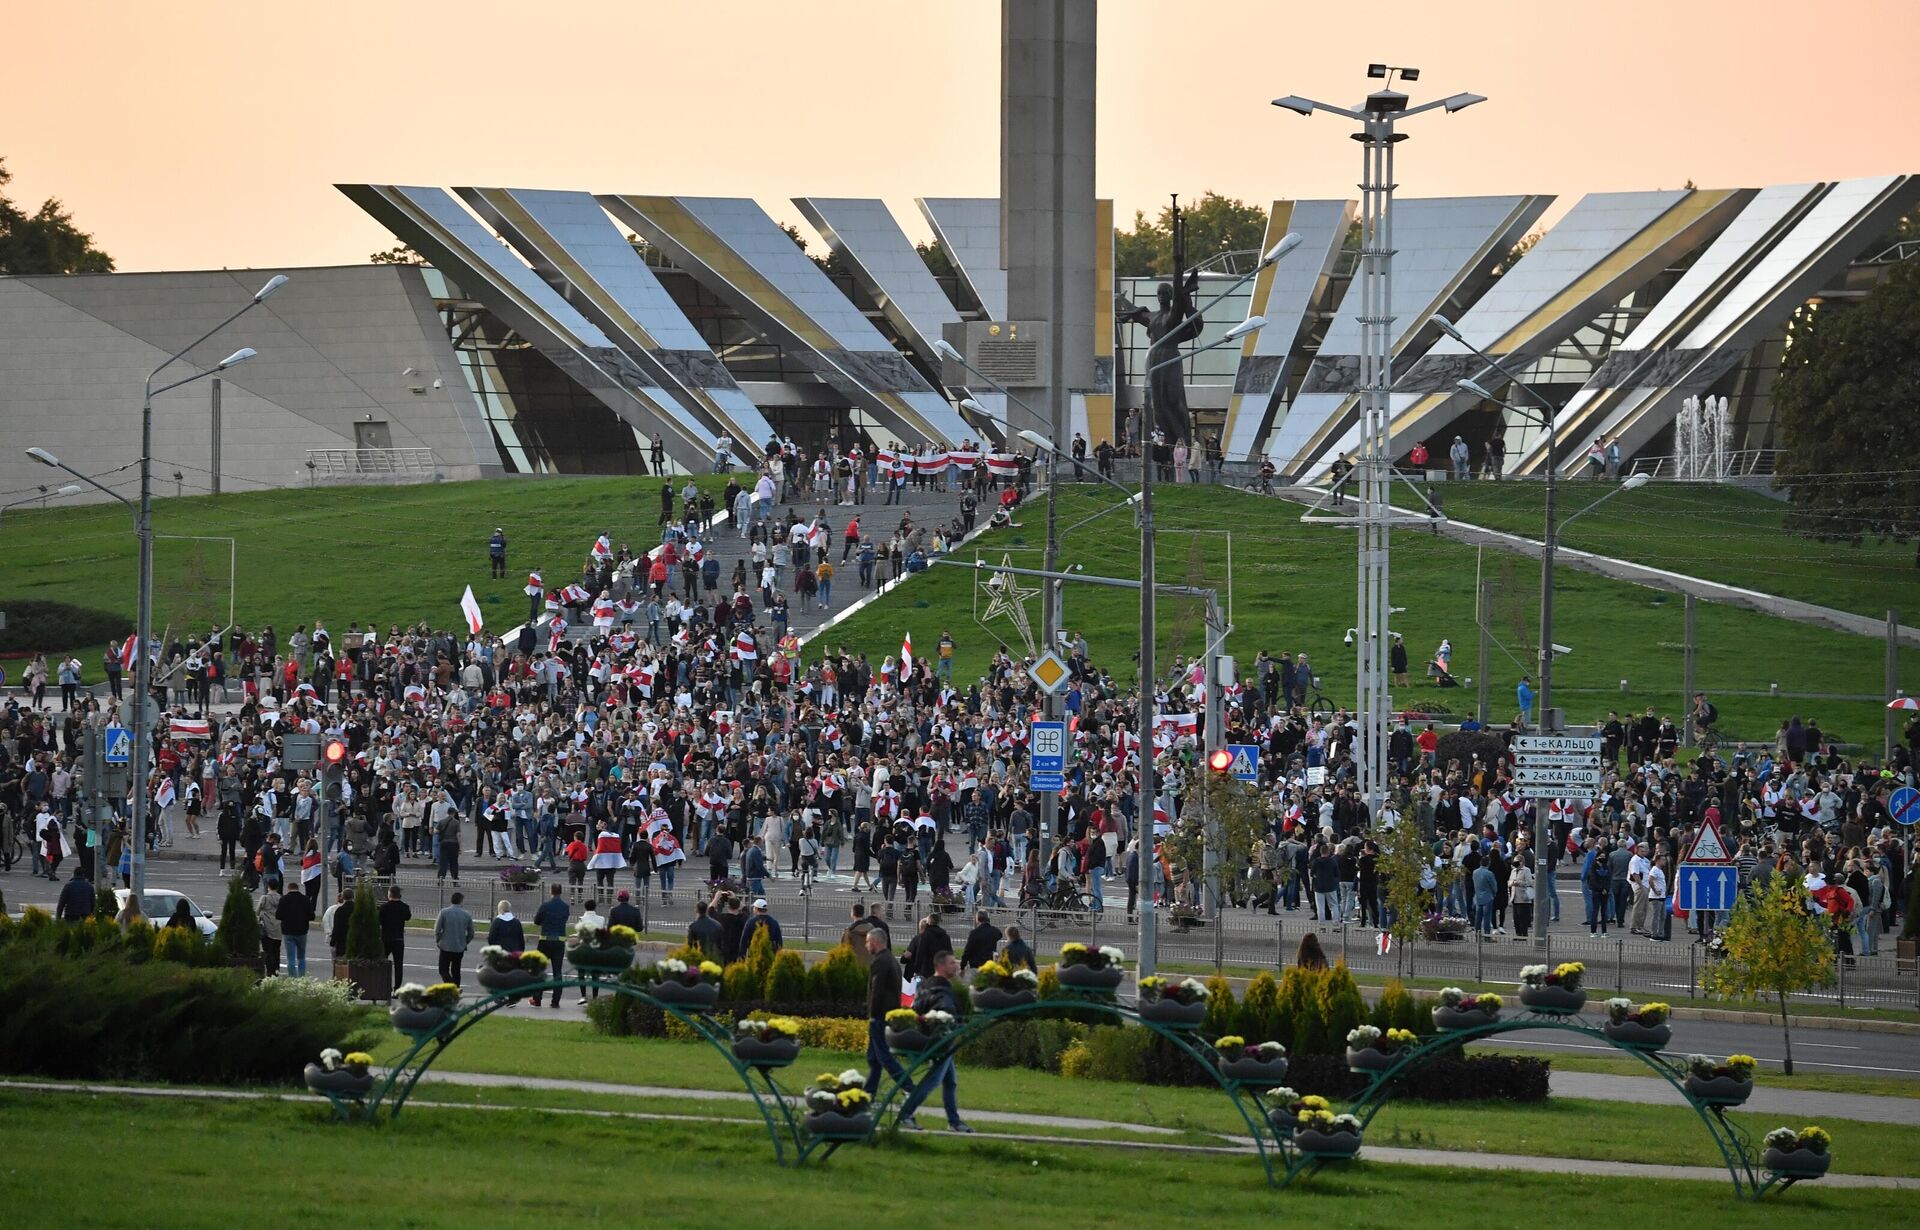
[
  {"xmin": 1267, "ymin": 1108, "xmax": 1297, "ymax": 1135},
  {"xmin": 500, "ymin": 874, "xmax": 540, "ymax": 890},
  {"xmin": 1137, "ymin": 998, "xmax": 1208, "ymax": 1028},
  {"xmin": 973, "ymin": 987, "xmax": 1038, "ymax": 1011},
  {"xmin": 1346, "ymin": 1047, "xmax": 1401, "ymax": 1074},
  {"xmin": 1056, "ymin": 963, "xmax": 1123, "ymax": 993},
  {"xmin": 389, "ymin": 1004, "xmax": 453, "ymax": 1038},
  {"xmin": 1763, "ymin": 1147, "xmax": 1830, "ymax": 1179},
  {"xmin": 804, "ymin": 1110, "xmax": 873, "ymax": 1140},
  {"xmin": 1519, "ymin": 986, "xmax": 1587, "ymax": 1015},
  {"xmin": 303, "ymin": 1063, "xmax": 375, "ymax": 1098},
  {"xmin": 1602, "ymin": 1020, "xmax": 1672, "ymax": 1051},
  {"xmin": 731, "ymin": 1037, "xmax": 801, "ymax": 1068},
  {"xmin": 477, "ymin": 965, "xmax": 540, "ymax": 992},
  {"xmin": 1432, "ymin": 1006, "xmax": 1498, "ymax": 1032},
  {"xmin": 647, "ymin": 979, "xmax": 720, "ymax": 1009},
  {"xmin": 1683, "ymin": 1074, "xmax": 1752, "ymax": 1106},
  {"xmin": 886, "ymin": 1028, "xmax": 936, "ymax": 1054},
  {"xmin": 1294, "ymin": 1128, "xmax": 1362, "ymax": 1159},
  {"xmin": 567, "ymin": 943, "xmax": 635, "ymax": 975},
  {"xmin": 1219, "ymin": 1055, "xmax": 1289, "ymax": 1084}
]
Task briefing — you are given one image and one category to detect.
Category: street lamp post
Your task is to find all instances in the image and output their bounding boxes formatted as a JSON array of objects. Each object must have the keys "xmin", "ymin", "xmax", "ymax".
[
  {"xmin": 0, "ymin": 484, "xmax": 83, "ymax": 523},
  {"xmin": 1273, "ymin": 68, "xmax": 1484, "ymax": 822},
  {"xmin": 60, "ymin": 273, "xmax": 284, "ymax": 901}
]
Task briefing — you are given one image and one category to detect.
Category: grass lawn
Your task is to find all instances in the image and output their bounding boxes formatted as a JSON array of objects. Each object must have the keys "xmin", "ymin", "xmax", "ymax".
[
  {"xmin": 817, "ymin": 484, "xmax": 1915, "ymax": 744},
  {"xmin": 0, "ymin": 474, "xmax": 737, "ymax": 662},
  {"xmin": 365, "ymin": 1018, "xmax": 1919, "ymax": 1176},
  {"xmin": 1389, "ymin": 481, "xmax": 1920, "ymax": 622},
  {"xmin": 0, "ymin": 1091, "xmax": 1909, "ymax": 1228}
]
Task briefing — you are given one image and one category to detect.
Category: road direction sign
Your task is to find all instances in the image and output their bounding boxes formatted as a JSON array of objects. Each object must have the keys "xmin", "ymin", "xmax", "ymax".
[
  {"xmin": 103, "ymin": 724, "xmax": 131, "ymax": 765},
  {"xmin": 1514, "ymin": 735, "xmax": 1602, "ymax": 755},
  {"xmin": 1515, "ymin": 768, "xmax": 1602, "ymax": 787},
  {"xmin": 1517, "ymin": 784, "xmax": 1593, "ymax": 800},
  {"xmin": 1226, "ymin": 744, "xmax": 1259, "ymax": 782},
  {"xmin": 1677, "ymin": 862, "xmax": 1739, "ymax": 912},
  {"xmin": 1683, "ymin": 815, "xmax": 1732, "ymax": 863},
  {"xmin": 1513, "ymin": 753, "xmax": 1603, "ymax": 767},
  {"xmin": 1891, "ymin": 786, "xmax": 1920, "ymax": 827},
  {"xmin": 1027, "ymin": 651, "xmax": 1071, "ymax": 695},
  {"xmin": 1029, "ymin": 720, "xmax": 1065, "ymax": 793}
]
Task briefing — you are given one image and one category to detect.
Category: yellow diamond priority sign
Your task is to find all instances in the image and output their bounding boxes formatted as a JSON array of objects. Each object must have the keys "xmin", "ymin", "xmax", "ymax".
[{"xmin": 1027, "ymin": 650, "xmax": 1071, "ymax": 695}]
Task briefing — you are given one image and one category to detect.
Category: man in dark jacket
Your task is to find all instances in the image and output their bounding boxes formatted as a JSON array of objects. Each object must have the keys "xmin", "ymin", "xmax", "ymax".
[
  {"xmin": 863, "ymin": 929, "xmax": 909, "ymax": 1094},
  {"xmin": 608, "ymin": 890, "xmax": 643, "ymax": 931},
  {"xmin": 276, "ymin": 887, "xmax": 314, "ymax": 977},
  {"xmin": 739, "ymin": 898, "xmax": 783, "ymax": 954},
  {"xmin": 958, "ymin": 911, "xmax": 1001, "ymax": 971},
  {"xmin": 894, "ymin": 949, "xmax": 972, "ymax": 1133},
  {"xmin": 531, "ymin": 885, "xmax": 570, "ymax": 1008},
  {"xmin": 55, "ymin": 870, "xmax": 96, "ymax": 921},
  {"xmin": 908, "ymin": 912, "xmax": 951, "ymax": 979},
  {"xmin": 377, "ymin": 886, "xmax": 412, "ymax": 987},
  {"xmin": 687, "ymin": 899, "xmax": 725, "ymax": 960}
]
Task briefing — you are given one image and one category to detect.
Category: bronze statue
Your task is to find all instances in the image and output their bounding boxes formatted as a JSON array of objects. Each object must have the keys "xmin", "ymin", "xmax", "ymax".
[{"xmin": 1143, "ymin": 282, "xmax": 1203, "ymax": 443}]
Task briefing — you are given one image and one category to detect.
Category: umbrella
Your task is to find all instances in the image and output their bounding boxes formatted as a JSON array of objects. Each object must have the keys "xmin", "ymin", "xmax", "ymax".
[{"xmin": 1887, "ymin": 697, "xmax": 1918, "ymax": 710}]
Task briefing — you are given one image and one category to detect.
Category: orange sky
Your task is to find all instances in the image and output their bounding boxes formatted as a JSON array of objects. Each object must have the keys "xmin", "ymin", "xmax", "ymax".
[{"xmin": 4, "ymin": 0, "xmax": 1911, "ymax": 272}]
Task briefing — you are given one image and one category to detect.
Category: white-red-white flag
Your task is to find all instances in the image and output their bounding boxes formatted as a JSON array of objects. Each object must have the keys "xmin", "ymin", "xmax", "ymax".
[
  {"xmin": 460, "ymin": 585, "xmax": 484, "ymax": 635},
  {"xmin": 169, "ymin": 717, "xmax": 211, "ymax": 741},
  {"xmin": 900, "ymin": 631, "xmax": 913, "ymax": 673}
]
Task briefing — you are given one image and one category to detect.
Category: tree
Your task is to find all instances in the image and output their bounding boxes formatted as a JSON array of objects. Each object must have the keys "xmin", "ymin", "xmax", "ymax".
[
  {"xmin": 344, "ymin": 884, "xmax": 384, "ymax": 962},
  {"xmin": 369, "ymin": 244, "xmax": 426, "ymax": 265},
  {"xmin": 1115, "ymin": 192, "xmax": 1269, "ymax": 278},
  {"xmin": 1376, "ymin": 819, "xmax": 1438, "ymax": 976},
  {"xmin": 916, "ymin": 239, "xmax": 956, "ymax": 281},
  {"xmin": 0, "ymin": 157, "xmax": 114, "ymax": 274},
  {"xmin": 1163, "ymin": 773, "xmax": 1275, "ymax": 910},
  {"xmin": 1773, "ymin": 259, "xmax": 1920, "ymax": 564},
  {"xmin": 217, "ymin": 872, "xmax": 261, "ymax": 960},
  {"xmin": 1702, "ymin": 875, "xmax": 1835, "ymax": 1074}
]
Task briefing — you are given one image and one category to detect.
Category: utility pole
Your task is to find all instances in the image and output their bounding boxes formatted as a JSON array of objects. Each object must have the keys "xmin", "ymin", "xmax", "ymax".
[
  {"xmin": 1682, "ymin": 595, "xmax": 1697, "ymax": 747},
  {"xmin": 1477, "ymin": 577, "xmax": 1492, "ymax": 727},
  {"xmin": 211, "ymin": 377, "xmax": 222, "ymax": 495},
  {"xmin": 1888, "ymin": 610, "xmax": 1900, "ymax": 764}
]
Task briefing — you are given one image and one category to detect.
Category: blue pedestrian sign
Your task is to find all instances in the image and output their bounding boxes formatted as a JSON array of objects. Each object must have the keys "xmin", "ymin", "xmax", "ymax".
[
  {"xmin": 103, "ymin": 724, "xmax": 131, "ymax": 765},
  {"xmin": 1676, "ymin": 862, "xmax": 1739, "ymax": 912},
  {"xmin": 1890, "ymin": 786, "xmax": 1920, "ymax": 827},
  {"xmin": 1226, "ymin": 743, "xmax": 1260, "ymax": 782},
  {"xmin": 1029, "ymin": 720, "xmax": 1066, "ymax": 793}
]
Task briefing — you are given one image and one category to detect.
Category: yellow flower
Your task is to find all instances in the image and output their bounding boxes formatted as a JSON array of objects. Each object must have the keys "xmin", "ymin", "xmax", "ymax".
[
  {"xmin": 979, "ymin": 960, "xmax": 1007, "ymax": 977},
  {"xmin": 1217, "ymin": 1035, "xmax": 1246, "ymax": 1050},
  {"xmin": 1299, "ymin": 1095, "xmax": 1330, "ymax": 1111},
  {"xmin": 698, "ymin": 960, "xmax": 724, "ymax": 977},
  {"xmin": 886, "ymin": 1008, "xmax": 920, "ymax": 1028},
  {"xmin": 343, "ymin": 1052, "xmax": 373, "ymax": 1067},
  {"xmin": 1726, "ymin": 1054, "xmax": 1757, "ymax": 1077},
  {"xmin": 1060, "ymin": 942, "xmax": 1089, "ymax": 955},
  {"xmin": 766, "ymin": 1017, "xmax": 801, "ymax": 1038}
]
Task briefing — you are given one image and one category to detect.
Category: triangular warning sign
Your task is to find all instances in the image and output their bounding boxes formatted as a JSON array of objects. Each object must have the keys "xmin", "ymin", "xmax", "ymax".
[
  {"xmin": 1684, "ymin": 817, "xmax": 1731, "ymax": 863},
  {"xmin": 1229, "ymin": 749, "xmax": 1255, "ymax": 776}
]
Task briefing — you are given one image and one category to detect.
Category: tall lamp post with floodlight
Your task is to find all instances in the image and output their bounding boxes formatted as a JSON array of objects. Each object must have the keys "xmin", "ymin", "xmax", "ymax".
[
  {"xmin": 1026, "ymin": 315, "xmax": 1263, "ymax": 979},
  {"xmin": 37, "ymin": 273, "xmax": 286, "ymax": 899},
  {"xmin": 1272, "ymin": 66, "xmax": 1484, "ymax": 821}
]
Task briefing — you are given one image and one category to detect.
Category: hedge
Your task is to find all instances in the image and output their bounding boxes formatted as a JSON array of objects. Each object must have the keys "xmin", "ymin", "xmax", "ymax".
[
  {"xmin": 0, "ymin": 924, "xmax": 377, "ymax": 1084},
  {"xmin": 0, "ymin": 599, "xmax": 131, "ymax": 656}
]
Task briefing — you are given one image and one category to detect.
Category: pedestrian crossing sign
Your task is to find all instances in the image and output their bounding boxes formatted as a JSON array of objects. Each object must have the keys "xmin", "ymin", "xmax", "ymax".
[
  {"xmin": 1683, "ymin": 816, "xmax": 1731, "ymax": 863},
  {"xmin": 1226, "ymin": 743, "xmax": 1259, "ymax": 782}
]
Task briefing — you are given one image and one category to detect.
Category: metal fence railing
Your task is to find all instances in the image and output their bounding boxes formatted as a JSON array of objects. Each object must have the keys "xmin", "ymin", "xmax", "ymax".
[
  {"xmin": 330, "ymin": 867, "xmax": 1920, "ymax": 1010},
  {"xmin": 305, "ymin": 447, "xmax": 439, "ymax": 477}
]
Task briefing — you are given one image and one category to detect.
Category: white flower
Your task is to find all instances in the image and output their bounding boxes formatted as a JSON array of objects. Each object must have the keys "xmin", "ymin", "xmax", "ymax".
[
  {"xmin": 1097, "ymin": 945, "xmax": 1126, "ymax": 963},
  {"xmin": 1267, "ymin": 1086, "xmax": 1299, "ymax": 1104},
  {"xmin": 657, "ymin": 957, "xmax": 688, "ymax": 975},
  {"xmin": 1178, "ymin": 977, "xmax": 1209, "ymax": 995},
  {"xmin": 923, "ymin": 1010, "xmax": 956, "ymax": 1028},
  {"xmin": 395, "ymin": 982, "xmax": 427, "ymax": 998},
  {"xmin": 574, "ymin": 917, "xmax": 600, "ymax": 935},
  {"xmin": 1012, "ymin": 969, "xmax": 1040, "ymax": 986},
  {"xmin": 319, "ymin": 1047, "xmax": 343, "ymax": 1071},
  {"xmin": 1605, "ymin": 997, "xmax": 1633, "ymax": 1011},
  {"xmin": 1333, "ymin": 1114, "xmax": 1362, "ymax": 1130},
  {"xmin": 1347, "ymin": 1025, "xmax": 1381, "ymax": 1046},
  {"xmin": 480, "ymin": 945, "xmax": 510, "ymax": 961},
  {"xmin": 1519, "ymin": 964, "xmax": 1547, "ymax": 979},
  {"xmin": 837, "ymin": 1069, "xmax": 866, "ymax": 1088}
]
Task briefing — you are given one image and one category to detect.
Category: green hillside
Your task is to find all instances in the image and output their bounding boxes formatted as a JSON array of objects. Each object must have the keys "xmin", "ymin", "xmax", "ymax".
[
  {"xmin": 816, "ymin": 484, "xmax": 1916, "ymax": 747},
  {"xmin": 1388, "ymin": 481, "xmax": 1920, "ymax": 622}
]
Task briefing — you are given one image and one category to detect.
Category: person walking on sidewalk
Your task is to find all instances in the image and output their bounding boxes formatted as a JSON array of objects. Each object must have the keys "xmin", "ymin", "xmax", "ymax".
[
  {"xmin": 894, "ymin": 949, "xmax": 973, "ymax": 1133},
  {"xmin": 434, "ymin": 891, "xmax": 475, "ymax": 988},
  {"xmin": 863, "ymin": 929, "xmax": 909, "ymax": 1095},
  {"xmin": 532, "ymin": 884, "xmax": 570, "ymax": 1008},
  {"xmin": 378, "ymin": 886, "xmax": 412, "ymax": 988}
]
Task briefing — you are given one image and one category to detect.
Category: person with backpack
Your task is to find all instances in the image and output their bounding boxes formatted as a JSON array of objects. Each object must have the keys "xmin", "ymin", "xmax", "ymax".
[{"xmin": 1584, "ymin": 837, "xmax": 1614, "ymax": 936}]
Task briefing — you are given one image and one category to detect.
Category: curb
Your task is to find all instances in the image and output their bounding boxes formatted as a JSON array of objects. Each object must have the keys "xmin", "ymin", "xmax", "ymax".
[{"xmin": 1668, "ymin": 1005, "xmax": 1920, "ymax": 1036}]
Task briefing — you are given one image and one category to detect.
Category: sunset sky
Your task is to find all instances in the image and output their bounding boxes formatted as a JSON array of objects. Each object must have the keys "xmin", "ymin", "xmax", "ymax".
[{"xmin": 4, "ymin": 0, "xmax": 1910, "ymax": 272}]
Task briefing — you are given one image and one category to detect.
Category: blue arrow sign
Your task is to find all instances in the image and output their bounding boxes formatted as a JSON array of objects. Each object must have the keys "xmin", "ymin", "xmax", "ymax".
[
  {"xmin": 1890, "ymin": 786, "xmax": 1920, "ymax": 827},
  {"xmin": 1227, "ymin": 743, "xmax": 1260, "ymax": 782},
  {"xmin": 1676, "ymin": 862, "xmax": 1739, "ymax": 912},
  {"xmin": 1029, "ymin": 720, "xmax": 1065, "ymax": 794},
  {"xmin": 103, "ymin": 724, "xmax": 131, "ymax": 765}
]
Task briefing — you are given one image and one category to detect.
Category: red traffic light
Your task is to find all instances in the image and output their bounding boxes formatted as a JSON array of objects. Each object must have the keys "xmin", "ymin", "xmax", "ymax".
[
  {"xmin": 323, "ymin": 739, "xmax": 347, "ymax": 765},
  {"xmin": 1207, "ymin": 749, "xmax": 1234, "ymax": 773}
]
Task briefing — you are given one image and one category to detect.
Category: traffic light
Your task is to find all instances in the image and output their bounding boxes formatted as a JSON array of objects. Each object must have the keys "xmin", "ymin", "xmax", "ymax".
[
  {"xmin": 1207, "ymin": 748, "xmax": 1234, "ymax": 774},
  {"xmin": 323, "ymin": 739, "xmax": 346, "ymax": 767}
]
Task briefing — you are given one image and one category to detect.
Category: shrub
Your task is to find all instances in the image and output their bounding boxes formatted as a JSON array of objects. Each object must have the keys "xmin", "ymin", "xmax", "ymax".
[
  {"xmin": 1373, "ymin": 978, "xmax": 1418, "ymax": 1034},
  {"xmin": 1057, "ymin": 1039, "xmax": 1094, "ymax": 1079},
  {"xmin": 958, "ymin": 1019, "xmax": 1084, "ymax": 1071},
  {"xmin": 1202, "ymin": 974, "xmax": 1237, "ymax": 1037},
  {"xmin": 721, "ymin": 961, "xmax": 761, "ymax": 1004},
  {"xmin": 1276, "ymin": 966, "xmax": 1318, "ymax": 1052},
  {"xmin": 0, "ymin": 941, "xmax": 377, "ymax": 1083},
  {"xmin": 802, "ymin": 943, "xmax": 867, "ymax": 1005},
  {"xmin": 1434, "ymin": 731, "xmax": 1506, "ymax": 778},
  {"xmin": 152, "ymin": 927, "xmax": 199, "ymax": 964},
  {"xmin": 218, "ymin": 875, "xmax": 261, "ymax": 959},
  {"xmin": 764, "ymin": 950, "xmax": 807, "ymax": 1002},
  {"xmin": 122, "ymin": 920, "xmax": 156, "ymax": 962},
  {"xmin": 744, "ymin": 1012, "xmax": 865, "ymax": 1052},
  {"xmin": 1035, "ymin": 965, "xmax": 1061, "ymax": 999},
  {"xmin": 743, "ymin": 927, "xmax": 776, "ymax": 988},
  {"xmin": 1237, "ymin": 971, "xmax": 1283, "ymax": 1043},
  {"xmin": 344, "ymin": 885, "xmax": 383, "ymax": 962},
  {"xmin": 1318, "ymin": 964, "xmax": 1369, "ymax": 1051},
  {"xmin": 0, "ymin": 599, "xmax": 131, "ymax": 655}
]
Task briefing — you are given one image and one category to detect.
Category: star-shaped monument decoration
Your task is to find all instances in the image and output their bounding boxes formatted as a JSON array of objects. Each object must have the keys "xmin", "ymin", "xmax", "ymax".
[{"xmin": 978, "ymin": 554, "xmax": 1041, "ymax": 656}]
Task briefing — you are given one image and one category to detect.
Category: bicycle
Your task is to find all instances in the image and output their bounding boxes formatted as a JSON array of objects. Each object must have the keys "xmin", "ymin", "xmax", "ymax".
[
  {"xmin": 1018, "ymin": 877, "xmax": 1098, "ymax": 927},
  {"xmin": 1303, "ymin": 675, "xmax": 1338, "ymax": 719}
]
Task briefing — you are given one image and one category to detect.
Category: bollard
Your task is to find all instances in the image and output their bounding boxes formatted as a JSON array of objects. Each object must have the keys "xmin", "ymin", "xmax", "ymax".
[
  {"xmin": 1837, "ymin": 951, "xmax": 1846, "ymax": 1009},
  {"xmin": 1342, "ymin": 925, "xmax": 1351, "ymax": 969},
  {"xmin": 1474, "ymin": 930, "xmax": 1484, "ymax": 983},
  {"xmin": 1275, "ymin": 919, "xmax": 1285, "ymax": 970},
  {"xmin": 1616, "ymin": 939, "xmax": 1625, "ymax": 994},
  {"xmin": 802, "ymin": 890, "xmax": 811, "ymax": 944}
]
